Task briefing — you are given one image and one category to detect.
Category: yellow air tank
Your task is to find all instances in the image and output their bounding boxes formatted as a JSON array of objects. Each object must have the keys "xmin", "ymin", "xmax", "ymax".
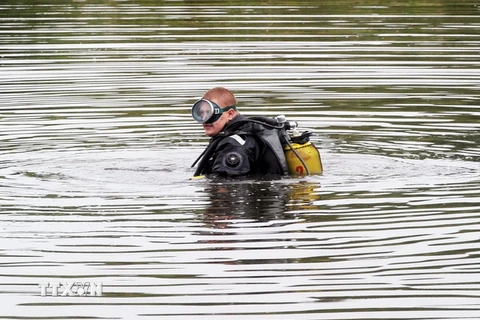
[{"xmin": 284, "ymin": 142, "xmax": 323, "ymax": 175}]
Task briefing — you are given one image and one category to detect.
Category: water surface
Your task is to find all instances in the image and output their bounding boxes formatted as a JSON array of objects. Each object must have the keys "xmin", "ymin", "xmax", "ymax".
[{"xmin": 1, "ymin": 1, "xmax": 479, "ymax": 319}]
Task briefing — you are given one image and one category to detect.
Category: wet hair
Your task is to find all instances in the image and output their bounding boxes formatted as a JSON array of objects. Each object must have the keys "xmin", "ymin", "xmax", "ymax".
[{"xmin": 203, "ymin": 87, "xmax": 237, "ymax": 109}]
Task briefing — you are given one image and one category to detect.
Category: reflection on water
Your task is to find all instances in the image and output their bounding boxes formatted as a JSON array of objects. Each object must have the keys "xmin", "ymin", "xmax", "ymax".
[
  {"xmin": 1, "ymin": 0, "xmax": 480, "ymax": 319},
  {"xmin": 201, "ymin": 180, "xmax": 320, "ymax": 226}
]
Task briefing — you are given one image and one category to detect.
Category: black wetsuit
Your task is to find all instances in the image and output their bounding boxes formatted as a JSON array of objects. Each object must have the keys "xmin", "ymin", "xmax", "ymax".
[{"xmin": 193, "ymin": 115, "xmax": 289, "ymax": 177}]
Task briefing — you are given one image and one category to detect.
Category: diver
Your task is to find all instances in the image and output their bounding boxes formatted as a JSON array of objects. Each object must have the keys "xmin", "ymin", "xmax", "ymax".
[
  {"xmin": 191, "ymin": 87, "xmax": 323, "ymax": 178},
  {"xmin": 190, "ymin": 87, "xmax": 288, "ymax": 178}
]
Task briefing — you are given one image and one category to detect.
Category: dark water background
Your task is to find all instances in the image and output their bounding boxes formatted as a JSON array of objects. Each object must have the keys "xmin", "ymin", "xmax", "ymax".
[{"xmin": 1, "ymin": 1, "xmax": 479, "ymax": 319}]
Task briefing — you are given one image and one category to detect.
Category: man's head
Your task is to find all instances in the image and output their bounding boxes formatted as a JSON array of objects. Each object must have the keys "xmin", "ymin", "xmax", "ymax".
[{"xmin": 192, "ymin": 87, "xmax": 239, "ymax": 137}]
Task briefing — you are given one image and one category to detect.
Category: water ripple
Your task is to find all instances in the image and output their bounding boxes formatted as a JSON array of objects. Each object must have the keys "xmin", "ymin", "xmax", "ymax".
[{"xmin": 1, "ymin": 1, "xmax": 480, "ymax": 319}]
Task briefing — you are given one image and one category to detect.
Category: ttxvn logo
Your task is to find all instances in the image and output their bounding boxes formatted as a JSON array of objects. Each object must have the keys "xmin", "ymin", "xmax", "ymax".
[{"xmin": 39, "ymin": 282, "xmax": 102, "ymax": 297}]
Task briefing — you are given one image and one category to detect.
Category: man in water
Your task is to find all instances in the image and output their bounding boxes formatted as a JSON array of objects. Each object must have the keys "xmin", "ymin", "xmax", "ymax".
[{"xmin": 191, "ymin": 87, "xmax": 288, "ymax": 177}]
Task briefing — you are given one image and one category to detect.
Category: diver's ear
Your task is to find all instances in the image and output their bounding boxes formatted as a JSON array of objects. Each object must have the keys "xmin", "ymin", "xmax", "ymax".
[{"xmin": 227, "ymin": 108, "xmax": 236, "ymax": 121}]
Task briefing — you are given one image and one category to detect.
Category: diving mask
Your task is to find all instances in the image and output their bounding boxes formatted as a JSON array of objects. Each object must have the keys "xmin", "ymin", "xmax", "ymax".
[{"xmin": 191, "ymin": 99, "xmax": 237, "ymax": 124}]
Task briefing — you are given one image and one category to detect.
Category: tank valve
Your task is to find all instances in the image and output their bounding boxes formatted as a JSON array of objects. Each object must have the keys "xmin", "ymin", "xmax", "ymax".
[{"xmin": 276, "ymin": 115, "xmax": 286, "ymax": 124}]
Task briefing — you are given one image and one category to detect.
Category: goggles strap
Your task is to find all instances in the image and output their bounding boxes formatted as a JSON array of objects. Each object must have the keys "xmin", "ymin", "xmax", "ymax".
[{"xmin": 218, "ymin": 105, "xmax": 236, "ymax": 113}]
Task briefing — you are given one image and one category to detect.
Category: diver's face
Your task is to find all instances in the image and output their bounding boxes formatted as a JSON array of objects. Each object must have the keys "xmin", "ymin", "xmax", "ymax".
[
  {"xmin": 197, "ymin": 105, "xmax": 211, "ymax": 122},
  {"xmin": 202, "ymin": 111, "xmax": 230, "ymax": 137}
]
